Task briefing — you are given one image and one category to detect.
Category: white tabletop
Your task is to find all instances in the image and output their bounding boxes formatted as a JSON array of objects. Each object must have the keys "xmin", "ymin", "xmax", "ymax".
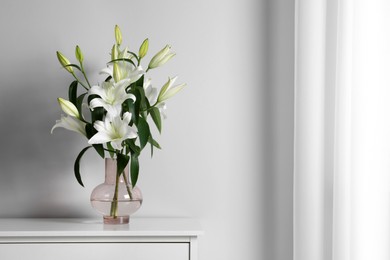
[{"xmin": 0, "ymin": 218, "xmax": 203, "ymax": 237}]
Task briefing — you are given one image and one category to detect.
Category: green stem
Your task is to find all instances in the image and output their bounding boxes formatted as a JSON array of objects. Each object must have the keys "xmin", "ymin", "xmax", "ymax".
[
  {"xmin": 141, "ymin": 103, "xmax": 158, "ymax": 113},
  {"xmin": 80, "ymin": 64, "xmax": 92, "ymax": 89},
  {"xmin": 103, "ymin": 147, "xmax": 116, "ymax": 156},
  {"xmin": 71, "ymin": 73, "xmax": 89, "ymax": 91},
  {"xmin": 122, "ymin": 172, "xmax": 133, "ymax": 200},
  {"xmin": 109, "ymin": 170, "xmax": 120, "ymax": 218}
]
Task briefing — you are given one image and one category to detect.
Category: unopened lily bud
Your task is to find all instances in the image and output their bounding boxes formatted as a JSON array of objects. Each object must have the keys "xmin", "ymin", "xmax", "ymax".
[
  {"xmin": 148, "ymin": 45, "xmax": 175, "ymax": 69},
  {"xmin": 111, "ymin": 44, "xmax": 119, "ymax": 61},
  {"xmin": 113, "ymin": 63, "xmax": 121, "ymax": 83},
  {"xmin": 57, "ymin": 98, "xmax": 80, "ymax": 118},
  {"xmin": 115, "ymin": 25, "xmax": 122, "ymax": 45},
  {"xmin": 157, "ymin": 76, "xmax": 186, "ymax": 102},
  {"xmin": 56, "ymin": 51, "xmax": 74, "ymax": 73},
  {"xmin": 75, "ymin": 45, "xmax": 84, "ymax": 63},
  {"xmin": 139, "ymin": 38, "xmax": 149, "ymax": 59}
]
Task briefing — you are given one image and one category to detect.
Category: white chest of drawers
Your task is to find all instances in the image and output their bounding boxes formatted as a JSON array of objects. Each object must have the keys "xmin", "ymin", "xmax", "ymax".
[{"xmin": 0, "ymin": 218, "xmax": 202, "ymax": 260}]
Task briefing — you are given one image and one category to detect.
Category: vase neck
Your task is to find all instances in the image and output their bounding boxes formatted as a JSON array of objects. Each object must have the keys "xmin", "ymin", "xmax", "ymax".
[{"xmin": 104, "ymin": 158, "xmax": 129, "ymax": 184}]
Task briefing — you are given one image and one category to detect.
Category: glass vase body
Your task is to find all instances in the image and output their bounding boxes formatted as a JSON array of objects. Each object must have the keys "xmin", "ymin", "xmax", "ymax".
[{"xmin": 90, "ymin": 158, "xmax": 142, "ymax": 224}]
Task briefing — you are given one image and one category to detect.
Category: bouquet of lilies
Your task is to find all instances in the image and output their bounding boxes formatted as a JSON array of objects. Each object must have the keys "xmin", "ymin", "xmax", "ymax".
[{"xmin": 51, "ymin": 25, "xmax": 185, "ymax": 188}]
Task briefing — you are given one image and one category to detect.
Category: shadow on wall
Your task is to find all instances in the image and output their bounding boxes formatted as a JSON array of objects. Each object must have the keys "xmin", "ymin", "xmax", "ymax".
[
  {"xmin": 0, "ymin": 54, "xmax": 93, "ymax": 217},
  {"xmin": 259, "ymin": 0, "xmax": 294, "ymax": 259}
]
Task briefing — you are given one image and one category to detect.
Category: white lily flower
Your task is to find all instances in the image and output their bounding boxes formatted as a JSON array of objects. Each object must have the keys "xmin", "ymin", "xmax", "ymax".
[
  {"xmin": 51, "ymin": 115, "xmax": 86, "ymax": 136},
  {"xmin": 102, "ymin": 46, "xmax": 144, "ymax": 83},
  {"xmin": 58, "ymin": 98, "xmax": 80, "ymax": 118},
  {"xmin": 89, "ymin": 79, "xmax": 135, "ymax": 119},
  {"xmin": 144, "ymin": 79, "xmax": 168, "ymax": 118},
  {"xmin": 101, "ymin": 64, "xmax": 144, "ymax": 84},
  {"xmin": 143, "ymin": 78, "xmax": 158, "ymax": 105},
  {"xmin": 157, "ymin": 102, "xmax": 168, "ymax": 119},
  {"xmin": 88, "ymin": 112, "xmax": 137, "ymax": 150},
  {"xmin": 157, "ymin": 76, "xmax": 186, "ymax": 102}
]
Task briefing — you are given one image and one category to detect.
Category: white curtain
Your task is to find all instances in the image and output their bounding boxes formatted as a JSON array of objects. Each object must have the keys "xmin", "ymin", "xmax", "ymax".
[{"xmin": 294, "ymin": 0, "xmax": 390, "ymax": 259}]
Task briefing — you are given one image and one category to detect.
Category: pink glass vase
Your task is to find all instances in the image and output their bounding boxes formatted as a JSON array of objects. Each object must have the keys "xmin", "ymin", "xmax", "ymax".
[{"xmin": 90, "ymin": 158, "xmax": 143, "ymax": 224}]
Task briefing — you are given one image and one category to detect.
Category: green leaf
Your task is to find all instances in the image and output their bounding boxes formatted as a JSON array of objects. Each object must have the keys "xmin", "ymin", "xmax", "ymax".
[
  {"xmin": 76, "ymin": 93, "xmax": 87, "ymax": 117},
  {"xmin": 125, "ymin": 139, "xmax": 141, "ymax": 156},
  {"xmin": 135, "ymin": 75, "xmax": 144, "ymax": 88},
  {"xmin": 64, "ymin": 64, "xmax": 82, "ymax": 71},
  {"xmin": 129, "ymin": 83, "xmax": 148, "ymax": 120},
  {"xmin": 93, "ymin": 144, "xmax": 105, "ymax": 158},
  {"xmin": 130, "ymin": 153, "xmax": 139, "ymax": 187},
  {"xmin": 68, "ymin": 81, "xmax": 78, "ymax": 105},
  {"xmin": 148, "ymin": 135, "xmax": 161, "ymax": 157},
  {"xmin": 150, "ymin": 139, "xmax": 153, "ymax": 157},
  {"xmin": 123, "ymin": 98, "xmax": 135, "ymax": 115},
  {"xmin": 74, "ymin": 146, "xmax": 92, "ymax": 187},
  {"xmin": 117, "ymin": 153, "xmax": 130, "ymax": 177},
  {"xmin": 106, "ymin": 142, "xmax": 115, "ymax": 158},
  {"xmin": 85, "ymin": 123, "xmax": 93, "ymax": 139},
  {"xmin": 92, "ymin": 107, "xmax": 104, "ymax": 123},
  {"xmin": 108, "ymin": 58, "xmax": 136, "ymax": 67},
  {"xmin": 150, "ymin": 107, "xmax": 162, "ymax": 133},
  {"xmin": 128, "ymin": 98, "xmax": 139, "ymax": 124},
  {"xmin": 132, "ymin": 90, "xmax": 141, "ymax": 124},
  {"xmin": 128, "ymin": 51, "xmax": 139, "ymax": 60},
  {"xmin": 149, "ymin": 136, "xmax": 162, "ymax": 149},
  {"xmin": 85, "ymin": 124, "xmax": 105, "ymax": 158},
  {"xmin": 88, "ymin": 94, "xmax": 104, "ymax": 123},
  {"xmin": 137, "ymin": 117, "xmax": 150, "ymax": 149},
  {"xmin": 137, "ymin": 85, "xmax": 147, "ymax": 112}
]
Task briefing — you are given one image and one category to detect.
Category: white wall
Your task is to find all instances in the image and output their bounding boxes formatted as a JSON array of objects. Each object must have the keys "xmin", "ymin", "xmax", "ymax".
[{"xmin": 0, "ymin": 0, "xmax": 294, "ymax": 259}]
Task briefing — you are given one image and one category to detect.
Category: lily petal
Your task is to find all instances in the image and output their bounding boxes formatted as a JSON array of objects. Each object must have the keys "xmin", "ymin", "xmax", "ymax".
[
  {"xmin": 110, "ymin": 140, "xmax": 123, "ymax": 150},
  {"xmin": 88, "ymin": 114, "xmax": 138, "ymax": 151},
  {"xmin": 88, "ymin": 131, "xmax": 112, "ymax": 145},
  {"xmin": 51, "ymin": 115, "xmax": 86, "ymax": 136},
  {"xmin": 123, "ymin": 112, "xmax": 132, "ymax": 125}
]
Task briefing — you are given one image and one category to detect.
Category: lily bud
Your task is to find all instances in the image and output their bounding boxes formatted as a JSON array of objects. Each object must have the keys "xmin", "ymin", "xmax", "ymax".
[
  {"xmin": 56, "ymin": 51, "xmax": 74, "ymax": 73},
  {"xmin": 113, "ymin": 63, "xmax": 122, "ymax": 83},
  {"xmin": 57, "ymin": 98, "xmax": 80, "ymax": 118},
  {"xmin": 111, "ymin": 44, "xmax": 119, "ymax": 61},
  {"xmin": 139, "ymin": 38, "xmax": 149, "ymax": 59},
  {"xmin": 75, "ymin": 45, "xmax": 84, "ymax": 63},
  {"xmin": 148, "ymin": 45, "xmax": 175, "ymax": 69},
  {"xmin": 157, "ymin": 76, "xmax": 186, "ymax": 102},
  {"xmin": 115, "ymin": 25, "xmax": 122, "ymax": 45}
]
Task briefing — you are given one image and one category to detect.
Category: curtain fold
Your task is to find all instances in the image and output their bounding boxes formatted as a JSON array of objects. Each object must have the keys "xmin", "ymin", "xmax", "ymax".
[
  {"xmin": 332, "ymin": 0, "xmax": 353, "ymax": 259},
  {"xmin": 294, "ymin": 0, "xmax": 390, "ymax": 259},
  {"xmin": 294, "ymin": 1, "xmax": 327, "ymax": 259}
]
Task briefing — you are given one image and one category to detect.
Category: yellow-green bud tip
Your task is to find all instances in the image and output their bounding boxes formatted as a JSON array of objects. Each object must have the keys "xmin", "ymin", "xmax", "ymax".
[
  {"xmin": 75, "ymin": 45, "xmax": 84, "ymax": 63},
  {"xmin": 115, "ymin": 25, "xmax": 122, "ymax": 45},
  {"xmin": 139, "ymin": 38, "xmax": 149, "ymax": 59},
  {"xmin": 56, "ymin": 51, "xmax": 73, "ymax": 73}
]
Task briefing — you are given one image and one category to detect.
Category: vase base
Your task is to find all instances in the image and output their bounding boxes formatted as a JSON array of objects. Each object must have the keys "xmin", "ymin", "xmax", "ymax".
[{"xmin": 103, "ymin": 216, "xmax": 129, "ymax": 224}]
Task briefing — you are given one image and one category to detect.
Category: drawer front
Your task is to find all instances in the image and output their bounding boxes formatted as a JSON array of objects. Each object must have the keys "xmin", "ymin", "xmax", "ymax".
[{"xmin": 0, "ymin": 243, "xmax": 189, "ymax": 260}]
